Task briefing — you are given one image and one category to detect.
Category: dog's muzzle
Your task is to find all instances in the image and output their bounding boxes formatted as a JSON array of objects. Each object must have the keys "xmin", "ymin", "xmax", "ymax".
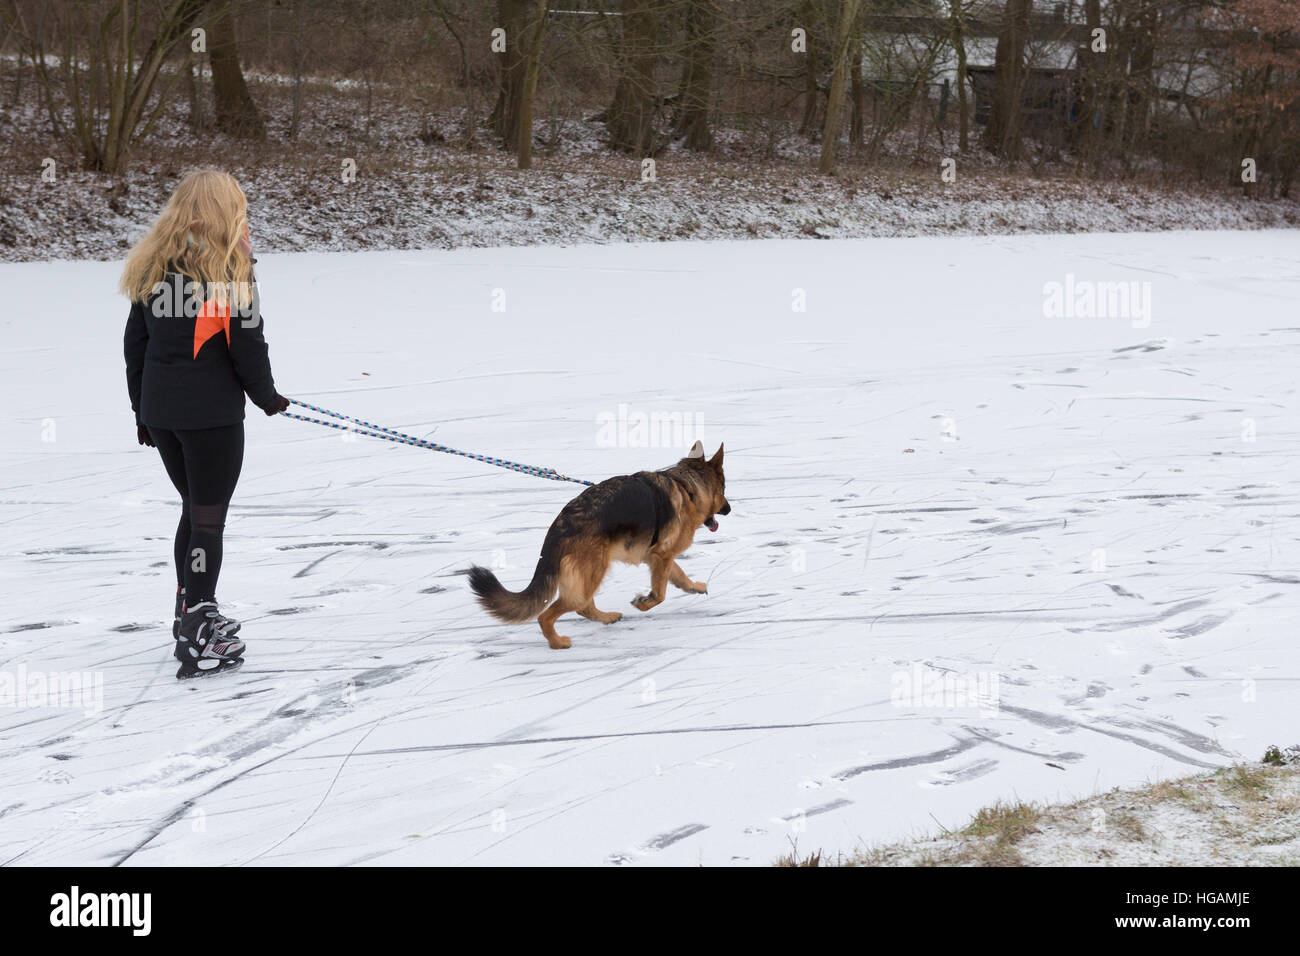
[{"xmin": 704, "ymin": 500, "xmax": 730, "ymax": 533}]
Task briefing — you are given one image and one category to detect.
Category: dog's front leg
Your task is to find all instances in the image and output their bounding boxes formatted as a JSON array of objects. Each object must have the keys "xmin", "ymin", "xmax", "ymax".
[
  {"xmin": 668, "ymin": 559, "xmax": 707, "ymax": 594},
  {"xmin": 632, "ymin": 556, "xmax": 671, "ymax": 612}
]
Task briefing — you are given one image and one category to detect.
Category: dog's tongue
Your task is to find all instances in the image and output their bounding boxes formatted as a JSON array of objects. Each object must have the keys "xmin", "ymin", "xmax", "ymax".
[{"xmin": 705, "ymin": 517, "xmax": 718, "ymax": 532}]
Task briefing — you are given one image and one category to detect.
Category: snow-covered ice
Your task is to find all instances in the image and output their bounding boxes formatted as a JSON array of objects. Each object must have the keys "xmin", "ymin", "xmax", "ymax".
[{"xmin": 0, "ymin": 230, "xmax": 1296, "ymax": 866}]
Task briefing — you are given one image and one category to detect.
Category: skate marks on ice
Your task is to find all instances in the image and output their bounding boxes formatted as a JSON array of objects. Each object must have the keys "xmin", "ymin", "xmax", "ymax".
[
  {"xmin": 610, "ymin": 823, "xmax": 710, "ymax": 865},
  {"xmin": 22, "ymin": 649, "xmax": 451, "ymax": 866}
]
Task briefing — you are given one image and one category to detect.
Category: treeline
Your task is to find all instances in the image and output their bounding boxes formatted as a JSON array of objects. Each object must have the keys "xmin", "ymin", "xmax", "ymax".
[{"xmin": 3, "ymin": 1, "xmax": 1298, "ymax": 194}]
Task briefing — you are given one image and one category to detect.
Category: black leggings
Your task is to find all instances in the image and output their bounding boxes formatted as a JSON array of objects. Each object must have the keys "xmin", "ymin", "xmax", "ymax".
[{"xmin": 149, "ymin": 423, "xmax": 245, "ymax": 604}]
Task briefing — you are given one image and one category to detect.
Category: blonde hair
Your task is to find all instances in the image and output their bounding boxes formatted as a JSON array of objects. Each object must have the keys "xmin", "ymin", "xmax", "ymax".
[{"xmin": 119, "ymin": 169, "xmax": 254, "ymax": 310}]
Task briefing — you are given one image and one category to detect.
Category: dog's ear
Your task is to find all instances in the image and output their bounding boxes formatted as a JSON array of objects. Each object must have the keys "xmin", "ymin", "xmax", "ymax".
[
  {"xmin": 686, "ymin": 440, "xmax": 705, "ymax": 459},
  {"xmin": 708, "ymin": 443, "xmax": 724, "ymax": 467}
]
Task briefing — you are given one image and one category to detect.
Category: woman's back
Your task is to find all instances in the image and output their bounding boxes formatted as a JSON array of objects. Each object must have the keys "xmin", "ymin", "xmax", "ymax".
[{"xmin": 126, "ymin": 269, "xmax": 277, "ymax": 429}]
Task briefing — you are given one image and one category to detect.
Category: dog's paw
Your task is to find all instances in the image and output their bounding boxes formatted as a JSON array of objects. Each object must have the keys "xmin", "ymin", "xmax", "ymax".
[
  {"xmin": 691, "ymin": 581, "xmax": 708, "ymax": 594},
  {"xmin": 547, "ymin": 635, "xmax": 572, "ymax": 649},
  {"xmin": 631, "ymin": 593, "xmax": 657, "ymax": 612},
  {"xmin": 602, "ymin": 612, "xmax": 623, "ymax": 625}
]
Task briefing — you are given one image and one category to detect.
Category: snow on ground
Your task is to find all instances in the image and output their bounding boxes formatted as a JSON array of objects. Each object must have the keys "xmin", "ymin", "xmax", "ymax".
[
  {"xmin": 5, "ymin": 158, "xmax": 1299, "ymax": 264},
  {"xmin": 0, "ymin": 230, "xmax": 1297, "ymax": 866}
]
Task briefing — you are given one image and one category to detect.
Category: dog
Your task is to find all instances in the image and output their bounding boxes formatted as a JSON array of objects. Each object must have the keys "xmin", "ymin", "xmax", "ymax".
[{"xmin": 467, "ymin": 440, "xmax": 730, "ymax": 649}]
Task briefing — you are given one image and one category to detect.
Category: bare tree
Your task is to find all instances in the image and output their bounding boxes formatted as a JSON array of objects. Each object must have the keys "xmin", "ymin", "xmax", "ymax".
[
  {"xmin": 1077, "ymin": 0, "xmax": 1104, "ymax": 169},
  {"xmin": 208, "ymin": 0, "xmax": 265, "ymax": 139},
  {"xmin": 986, "ymin": 0, "xmax": 1032, "ymax": 158},
  {"xmin": 849, "ymin": 27, "xmax": 864, "ymax": 148},
  {"xmin": 286, "ymin": 0, "xmax": 308, "ymax": 140},
  {"xmin": 606, "ymin": 0, "xmax": 662, "ymax": 153},
  {"xmin": 1124, "ymin": 4, "xmax": 1158, "ymax": 156},
  {"xmin": 515, "ymin": 0, "xmax": 546, "ymax": 167},
  {"xmin": 947, "ymin": 0, "xmax": 971, "ymax": 152},
  {"xmin": 491, "ymin": 0, "xmax": 548, "ymax": 164},
  {"xmin": 430, "ymin": 0, "xmax": 476, "ymax": 145},
  {"xmin": 183, "ymin": 46, "xmax": 207, "ymax": 131},
  {"xmin": 797, "ymin": 0, "xmax": 825, "ymax": 136},
  {"xmin": 12, "ymin": 0, "xmax": 207, "ymax": 174},
  {"xmin": 674, "ymin": 0, "xmax": 717, "ymax": 151},
  {"xmin": 818, "ymin": 0, "xmax": 862, "ymax": 173}
]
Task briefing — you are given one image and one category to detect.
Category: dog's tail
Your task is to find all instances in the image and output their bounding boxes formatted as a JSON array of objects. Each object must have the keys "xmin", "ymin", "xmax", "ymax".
[{"xmin": 467, "ymin": 549, "xmax": 558, "ymax": 624}]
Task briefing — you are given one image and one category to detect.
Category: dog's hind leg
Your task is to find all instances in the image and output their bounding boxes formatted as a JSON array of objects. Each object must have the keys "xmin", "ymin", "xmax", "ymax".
[
  {"xmin": 540, "ymin": 553, "xmax": 602, "ymax": 648},
  {"xmin": 538, "ymin": 599, "xmax": 575, "ymax": 649},
  {"xmin": 577, "ymin": 601, "xmax": 622, "ymax": 625},
  {"xmin": 569, "ymin": 544, "xmax": 621, "ymax": 625},
  {"xmin": 668, "ymin": 560, "xmax": 708, "ymax": 594},
  {"xmin": 632, "ymin": 555, "xmax": 671, "ymax": 612}
]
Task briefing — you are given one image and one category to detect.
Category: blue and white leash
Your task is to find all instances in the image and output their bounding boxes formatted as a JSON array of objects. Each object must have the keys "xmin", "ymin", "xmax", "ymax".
[{"xmin": 281, "ymin": 398, "xmax": 595, "ymax": 487}]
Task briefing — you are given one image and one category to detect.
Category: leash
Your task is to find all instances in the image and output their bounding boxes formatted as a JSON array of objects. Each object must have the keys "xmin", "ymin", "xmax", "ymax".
[{"xmin": 281, "ymin": 398, "xmax": 595, "ymax": 487}]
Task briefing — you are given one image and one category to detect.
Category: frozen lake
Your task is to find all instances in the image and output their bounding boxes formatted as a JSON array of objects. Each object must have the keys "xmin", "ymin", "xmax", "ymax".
[{"xmin": 1, "ymin": 230, "xmax": 1296, "ymax": 865}]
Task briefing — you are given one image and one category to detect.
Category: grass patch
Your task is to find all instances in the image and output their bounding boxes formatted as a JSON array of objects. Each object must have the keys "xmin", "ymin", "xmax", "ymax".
[
  {"xmin": 963, "ymin": 800, "xmax": 1042, "ymax": 843},
  {"xmin": 1219, "ymin": 765, "xmax": 1273, "ymax": 803},
  {"xmin": 774, "ymin": 841, "xmax": 835, "ymax": 867},
  {"xmin": 1249, "ymin": 831, "xmax": 1298, "ymax": 847},
  {"xmin": 1106, "ymin": 809, "xmax": 1149, "ymax": 842},
  {"xmin": 1146, "ymin": 778, "xmax": 1211, "ymax": 811}
]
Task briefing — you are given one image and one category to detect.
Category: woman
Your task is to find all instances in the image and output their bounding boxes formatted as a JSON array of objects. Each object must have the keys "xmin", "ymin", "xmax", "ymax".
[{"xmin": 122, "ymin": 169, "xmax": 288, "ymax": 678}]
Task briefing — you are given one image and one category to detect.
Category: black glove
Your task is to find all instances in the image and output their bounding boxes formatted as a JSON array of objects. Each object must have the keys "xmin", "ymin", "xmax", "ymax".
[
  {"xmin": 264, "ymin": 394, "xmax": 290, "ymax": 416},
  {"xmin": 137, "ymin": 424, "xmax": 155, "ymax": 447}
]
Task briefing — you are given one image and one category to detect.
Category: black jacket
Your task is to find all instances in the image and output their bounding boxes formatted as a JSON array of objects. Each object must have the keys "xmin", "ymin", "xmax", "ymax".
[{"xmin": 125, "ymin": 271, "xmax": 278, "ymax": 430}]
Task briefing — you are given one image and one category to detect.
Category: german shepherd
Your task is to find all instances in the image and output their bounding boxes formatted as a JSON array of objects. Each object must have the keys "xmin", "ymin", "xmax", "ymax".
[{"xmin": 467, "ymin": 440, "xmax": 730, "ymax": 649}]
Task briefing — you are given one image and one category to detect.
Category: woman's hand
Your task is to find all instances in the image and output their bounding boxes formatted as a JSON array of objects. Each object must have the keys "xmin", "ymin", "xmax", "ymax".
[
  {"xmin": 264, "ymin": 394, "xmax": 290, "ymax": 416},
  {"xmin": 137, "ymin": 424, "xmax": 155, "ymax": 447}
]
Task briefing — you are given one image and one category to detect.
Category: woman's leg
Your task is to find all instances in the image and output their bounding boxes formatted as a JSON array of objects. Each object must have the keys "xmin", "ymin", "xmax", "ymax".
[
  {"xmin": 177, "ymin": 423, "xmax": 245, "ymax": 604},
  {"xmin": 148, "ymin": 426, "xmax": 191, "ymax": 589}
]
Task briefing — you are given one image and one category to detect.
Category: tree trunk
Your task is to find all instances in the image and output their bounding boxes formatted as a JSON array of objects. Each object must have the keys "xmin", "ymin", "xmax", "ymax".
[
  {"xmin": 1078, "ymin": 0, "xmax": 1103, "ymax": 167},
  {"xmin": 986, "ymin": 0, "xmax": 1031, "ymax": 158},
  {"xmin": 185, "ymin": 51, "xmax": 206, "ymax": 132},
  {"xmin": 288, "ymin": 0, "xmax": 307, "ymax": 140},
  {"xmin": 1125, "ymin": 8, "xmax": 1157, "ymax": 153},
  {"xmin": 492, "ymin": 0, "xmax": 546, "ymax": 156},
  {"xmin": 849, "ymin": 31, "xmax": 864, "ymax": 148},
  {"xmin": 674, "ymin": 0, "xmax": 716, "ymax": 151},
  {"xmin": 798, "ymin": 1, "xmax": 819, "ymax": 137},
  {"xmin": 209, "ymin": 1, "xmax": 265, "ymax": 140},
  {"xmin": 606, "ymin": 0, "xmax": 660, "ymax": 153},
  {"xmin": 1102, "ymin": 22, "xmax": 1132, "ymax": 150},
  {"xmin": 818, "ymin": 0, "xmax": 862, "ymax": 174},
  {"xmin": 491, "ymin": 0, "xmax": 524, "ymax": 147},
  {"xmin": 948, "ymin": 0, "xmax": 969, "ymax": 152},
  {"xmin": 515, "ymin": 0, "xmax": 547, "ymax": 168}
]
